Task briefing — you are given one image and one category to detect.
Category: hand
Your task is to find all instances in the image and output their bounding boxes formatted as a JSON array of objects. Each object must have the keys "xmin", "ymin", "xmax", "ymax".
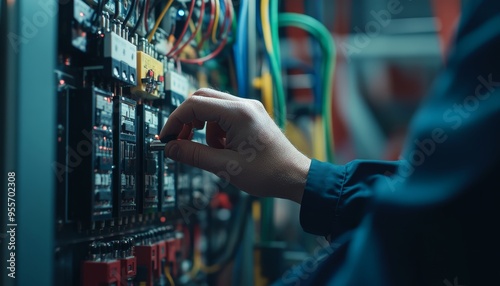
[{"xmin": 159, "ymin": 88, "xmax": 311, "ymax": 204}]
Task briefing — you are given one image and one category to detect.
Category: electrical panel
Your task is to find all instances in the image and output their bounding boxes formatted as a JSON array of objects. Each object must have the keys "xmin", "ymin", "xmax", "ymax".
[{"xmin": 53, "ymin": 0, "xmax": 231, "ymax": 285}]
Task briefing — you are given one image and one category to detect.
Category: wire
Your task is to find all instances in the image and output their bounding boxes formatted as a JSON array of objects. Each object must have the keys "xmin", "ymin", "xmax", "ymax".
[
  {"xmin": 189, "ymin": 193, "xmax": 253, "ymax": 278},
  {"xmin": 270, "ymin": 0, "xmax": 281, "ymax": 72},
  {"xmin": 188, "ymin": 18, "xmax": 196, "ymax": 33},
  {"xmin": 211, "ymin": 0, "xmax": 221, "ymax": 43},
  {"xmin": 196, "ymin": 0, "xmax": 216, "ymax": 50},
  {"xmin": 166, "ymin": 0, "xmax": 196, "ymax": 57},
  {"xmin": 123, "ymin": 0, "xmax": 137, "ymax": 27},
  {"xmin": 144, "ymin": 0, "xmax": 150, "ymax": 35},
  {"xmin": 148, "ymin": 0, "xmax": 162, "ymax": 14},
  {"xmin": 170, "ymin": 0, "xmax": 205, "ymax": 57},
  {"xmin": 147, "ymin": 0, "xmax": 174, "ymax": 42},
  {"xmin": 164, "ymin": 266, "xmax": 175, "ymax": 286},
  {"xmin": 92, "ymin": 0, "xmax": 104, "ymax": 27},
  {"xmin": 180, "ymin": 0, "xmax": 233, "ymax": 64},
  {"xmin": 130, "ymin": 0, "xmax": 146, "ymax": 35},
  {"xmin": 261, "ymin": 0, "xmax": 286, "ymax": 129},
  {"xmin": 278, "ymin": 13, "xmax": 337, "ymax": 162},
  {"xmin": 233, "ymin": 0, "xmax": 248, "ymax": 97}
]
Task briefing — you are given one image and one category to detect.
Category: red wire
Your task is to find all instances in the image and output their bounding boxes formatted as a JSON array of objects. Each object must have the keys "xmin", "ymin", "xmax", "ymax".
[
  {"xmin": 196, "ymin": 0, "xmax": 216, "ymax": 50},
  {"xmin": 144, "ymin": 0, "xmax": 150, "ymax": 33},
  {"xmin": 166, "ymin": 0, "xmax": 197, "ymax": 57},
  {"xmin": 180, "ymin": 0, "xmax": 233, "ymax": 65},
  {"xmin": 170, "ymin": 0, "xmax": 205, "ymax": 57}
]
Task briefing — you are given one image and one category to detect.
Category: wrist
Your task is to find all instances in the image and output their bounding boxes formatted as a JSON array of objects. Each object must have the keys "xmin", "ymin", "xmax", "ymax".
[
  {"xmin": 290, "ymin": 154, "xmax": 311, "ymax": 204},
  {"xmin": 281, "ymin": 154, "xmax": 311, "ymax": 204}
]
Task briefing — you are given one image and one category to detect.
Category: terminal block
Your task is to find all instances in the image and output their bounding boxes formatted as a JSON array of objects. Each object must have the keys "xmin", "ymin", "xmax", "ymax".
[
  {"xmin": 164, "ymin": 70, "xmax": 188, "ymax": 108},
  {"xmin": 131, "ymin": 42, "xmax": 164, "ymax": 99}
]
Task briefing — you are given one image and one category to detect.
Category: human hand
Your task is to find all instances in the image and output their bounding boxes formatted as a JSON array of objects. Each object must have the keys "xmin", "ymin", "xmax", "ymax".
[{"xmin": 159, "ymin": 88, "xmax": 311, "ymax": 203}]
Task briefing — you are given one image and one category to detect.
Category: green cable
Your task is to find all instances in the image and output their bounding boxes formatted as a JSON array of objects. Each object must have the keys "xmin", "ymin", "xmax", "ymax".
[
  {"xmin": 263, "ymin": 0, "xmax": 286, "ymax": 129},
  {"xmin": 270, "ymin": 0, "xmax": 285, "ymax": 128},
  {"xmin": 278, "ymin": 13, "xmax": 336, "ymax": 162}
]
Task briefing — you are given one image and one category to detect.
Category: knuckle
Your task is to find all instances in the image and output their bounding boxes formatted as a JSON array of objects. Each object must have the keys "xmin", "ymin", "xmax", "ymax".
[
  {"xmin": 195, "ymin": 87, "xmax": 211, "ymax": 95},
  {"xmin": 185, "ymin": 95, "xmax": 199, "ymax": 105},
  {"xmin": 249, "ymin": 99, "xmax": 264, "ymax": 109},
  {"xmin": 236, "ymin": 102, "xmax": 255, "ymax": 120}
]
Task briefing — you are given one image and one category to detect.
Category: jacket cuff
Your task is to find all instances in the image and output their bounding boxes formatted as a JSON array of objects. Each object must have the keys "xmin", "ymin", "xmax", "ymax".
[{"xmin": 300, "ymin": 159, "xmax": 346, "ymax": 236}]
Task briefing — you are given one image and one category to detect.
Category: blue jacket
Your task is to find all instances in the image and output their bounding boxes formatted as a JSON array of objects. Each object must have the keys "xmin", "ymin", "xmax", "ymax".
[{"xmin": 280, "ymin": 0, "xmax": 500, "ymax": 285}]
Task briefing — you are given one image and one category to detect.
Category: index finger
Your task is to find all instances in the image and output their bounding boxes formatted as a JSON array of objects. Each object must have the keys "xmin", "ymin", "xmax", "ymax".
[
  {"xmin": 159, "ymin": 95, "xmax": 240, "ymax": 140},
  {"xmin": 192, "ymin": 88, "xmax": 243, "ymax": 101}
]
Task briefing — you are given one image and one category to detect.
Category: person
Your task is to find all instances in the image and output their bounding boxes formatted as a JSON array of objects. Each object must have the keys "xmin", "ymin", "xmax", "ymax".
[{"xmin": 159, "ymin": 0, "xmax": 500, "ymax": 284}]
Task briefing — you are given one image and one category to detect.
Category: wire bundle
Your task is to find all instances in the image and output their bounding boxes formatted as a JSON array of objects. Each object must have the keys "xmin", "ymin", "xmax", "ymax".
[
  {"xmin": 146, "ymin": 0, "xmax": 234, "ymax": 63},
  {"xmin": 278, "ymin": 13, "xmax": 336, "ymax": 162}
]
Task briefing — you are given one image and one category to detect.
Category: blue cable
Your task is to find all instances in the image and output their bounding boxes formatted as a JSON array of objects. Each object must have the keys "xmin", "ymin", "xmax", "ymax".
[
  {"xmin": 233, "ymin": 0, "xmax": 249, "ymax": 97},
  {"xmin": 306, "ymin": 0, "xmax": 325, "ymax": 115}
]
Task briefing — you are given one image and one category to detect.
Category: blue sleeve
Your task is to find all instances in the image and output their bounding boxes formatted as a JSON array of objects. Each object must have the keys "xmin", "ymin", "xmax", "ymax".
[
  {"xmin": 294, "ymin": 1, "xmax": 500, "ymax": 285},
  {"xmin": 300, "ymin": 159, "xmax": 400, "ymax": 237}
]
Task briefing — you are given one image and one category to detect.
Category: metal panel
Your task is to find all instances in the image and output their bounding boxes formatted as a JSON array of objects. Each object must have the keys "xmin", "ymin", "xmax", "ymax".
[{"xmin": 16, "ymin": 0, "xmax": 57, "ymax": 285}]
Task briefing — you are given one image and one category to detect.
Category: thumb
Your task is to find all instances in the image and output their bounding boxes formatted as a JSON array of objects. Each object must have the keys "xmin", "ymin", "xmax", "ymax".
[{"xmin": 165, "ymin": 140, "xmax": 237, "ymax": 173}]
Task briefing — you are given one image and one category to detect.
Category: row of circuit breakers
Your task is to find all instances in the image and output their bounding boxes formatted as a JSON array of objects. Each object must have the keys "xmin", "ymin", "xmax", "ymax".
[
  {"xmin": 65, "ymin": 86, "xmax": 192, "ymax": 227},
  {"xmin": 58, "ymin": 0, "xmax": 204, "ymax": 229},
  {"xmin": 54, "ymin": 1, "xmax": 218, "ymax": 284}
]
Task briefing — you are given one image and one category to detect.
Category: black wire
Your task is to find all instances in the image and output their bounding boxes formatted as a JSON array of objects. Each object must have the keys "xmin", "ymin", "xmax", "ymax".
[
  {"xmin": 91, "ymin": 0, "xmax": 104, "ymax": 26},
  {"xmin": 123, "ymin": 0, "xmax": 137, "ymax": 26},
  {"xmin": 207, "ymin": 193, "xmax": 253, "ymax": 272},
  {"xmin": 113, "ymin": 0, "xmax": 119, "ymax": 20},
  {"xmin": 130, "ymin": 0, "xmax": 146, "ymax": 35},
  {"xmin": 149, "ymin": 0, "xmax": 163, "ymax": 15}
]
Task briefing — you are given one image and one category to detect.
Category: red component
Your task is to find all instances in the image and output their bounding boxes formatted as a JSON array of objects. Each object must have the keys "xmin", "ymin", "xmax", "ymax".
[
  {"xmin": 155, "ymin": 241, "xmax": 167, "ymax": 280},
  {"xmin": 166, "ymin": 239, "xmax": 178, "ymax": 277},
  {"xmin": 158, "ymin": 75, "xmax": 164, "ymax": 83},
  {"xmin": 135, "ymin": 244, "xmax": 159, "ymax": 286},
  {"xmin": 148, "ymin": 70, "xmax": 154, "ymax": 78},
  {"xmin": 119, "ymin": 257, "xmax": 137, "ymax": 284},
  {"xmin": 211, "ymin": 192, "xmax": 232, "ymax": 209},
  {"xmin": 82, "ymin": 260, "xmax": 121, "ymax": 286}
]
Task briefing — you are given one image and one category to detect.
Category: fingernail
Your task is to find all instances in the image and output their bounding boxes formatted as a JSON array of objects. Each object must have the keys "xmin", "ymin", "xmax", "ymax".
[{"xmin": 167, "ymin": 143, "xmax": 181, "ymax": 160}]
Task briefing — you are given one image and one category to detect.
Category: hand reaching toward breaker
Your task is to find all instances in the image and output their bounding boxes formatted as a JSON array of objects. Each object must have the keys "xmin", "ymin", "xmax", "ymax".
[{"xmin": 159, "ymin": 88, "xmax": 311, "ymax": 203}]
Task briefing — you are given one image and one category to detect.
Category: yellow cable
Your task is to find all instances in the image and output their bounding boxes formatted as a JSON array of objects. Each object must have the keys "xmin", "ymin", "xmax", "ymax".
[
  {"xmin": 188, "ymin": 18, "xmax": 196, "ymax": 33},
  {"xmin": 260, "ymin": 0, "xmax": 273, "ymax": 56},
  {"xmin": 201, "ymin": 263, "xmax": 222, "ymax": 274},
  {"xmin": 253, "ymin": 72, "xmax": 274, "ymax": 118},
  {"xmin": 148, "ymin": 0, "xmax": 175, "ymax": 43},
  {"xmin": 285, "ymin": 121, "xmax": 313, "ymax": 157},
  {"xmin": 164, "ymin": 266, "xmax": 175, "ymax": 286},
  {"xmin": 313, "ymin": 116, "xmax": 326, "ymax": 161},
  {"xmin": 189, "ymin": 251, "xmax": 223, "ymax": 278},
  {"xmin": 211, "ymin": 0, "xmax": 221, "ymax": 43}
]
